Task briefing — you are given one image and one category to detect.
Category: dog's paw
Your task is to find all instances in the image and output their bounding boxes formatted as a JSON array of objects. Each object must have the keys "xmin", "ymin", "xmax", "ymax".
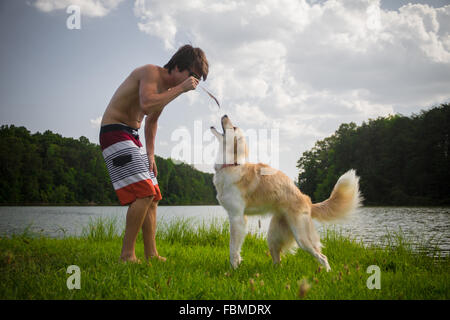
[{"xmin": 230, "ymin": 255, "xmax": 242, "ymax": 269}]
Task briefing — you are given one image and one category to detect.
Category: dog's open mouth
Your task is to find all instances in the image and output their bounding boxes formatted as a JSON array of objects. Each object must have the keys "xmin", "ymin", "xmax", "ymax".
[
  {"xmin": 221, "ymin": 115, "xmax": 228, "ymax": 134},
  {"xmin": 211, "ymin": 115, "xmax": 238, "ymax": 138},
  {"xmin": 211, "ymin": 115, "xmax": 229, "ymax": 136}
]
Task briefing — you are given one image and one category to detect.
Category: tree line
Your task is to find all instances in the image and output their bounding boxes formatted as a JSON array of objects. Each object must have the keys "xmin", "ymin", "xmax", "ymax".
[
  {"xmin": 2, "ymin": 103, "xmax": 448, "ymax": 206},
  {"xmin": 0, "ymin": 125, "xmax": 218, "ymax": 205},
  {"xmin": 297, "ymin": 103, "xmax": 450, "ymax": 206}
]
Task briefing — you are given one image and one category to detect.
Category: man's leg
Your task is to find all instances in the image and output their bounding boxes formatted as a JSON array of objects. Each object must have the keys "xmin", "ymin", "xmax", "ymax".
[
  {"xmin": 120, "ymin": 196, "xmax": 154, "ymax": 262},
  {"xmin": 142, "ymin": 200, "xmax": 166, "ymax": 261}
]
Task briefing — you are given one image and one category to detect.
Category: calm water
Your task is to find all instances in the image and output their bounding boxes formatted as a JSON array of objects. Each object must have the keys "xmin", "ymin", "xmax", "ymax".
[{"xmin": 0, "ymin": 206, "xmax": 449, "ymax": 256}]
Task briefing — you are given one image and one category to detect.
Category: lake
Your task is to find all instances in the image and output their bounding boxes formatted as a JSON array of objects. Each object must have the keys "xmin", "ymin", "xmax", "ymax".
[{"xmin": 0, "ymin": 206, "xmax": 449, "ymax": 256}]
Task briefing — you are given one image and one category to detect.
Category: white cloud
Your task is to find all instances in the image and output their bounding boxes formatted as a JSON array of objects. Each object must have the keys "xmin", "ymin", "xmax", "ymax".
[
  {"xmin": 90, "ymin": 116, "xmax": 102, "ymax": 128},
  {"xmin": 132, "ymin": 0, "xmax": 450, "ymax": 179},
  {"xmin": 32, "ymin": 0, "xmax": 125, "ymax": 17}
]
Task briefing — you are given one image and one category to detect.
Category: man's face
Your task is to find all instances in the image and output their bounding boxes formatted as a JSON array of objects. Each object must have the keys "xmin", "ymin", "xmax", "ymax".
[
  {"xmin": 176, "ymin": 65, "xmax": 201, "ymax": 82},
  {"xmin": 187, "ymin": 68, "xmax": 201, "ymax": 81}
]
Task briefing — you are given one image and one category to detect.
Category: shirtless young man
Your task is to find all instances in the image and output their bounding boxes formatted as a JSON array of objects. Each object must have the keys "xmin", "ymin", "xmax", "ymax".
[{"xmin": 99, "ymin": 45, "xmax": 209, "ymax": 262}]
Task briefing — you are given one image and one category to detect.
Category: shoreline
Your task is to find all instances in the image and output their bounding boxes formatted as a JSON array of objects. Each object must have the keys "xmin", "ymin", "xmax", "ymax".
[
  {"xmin": 1, "ymin": 203, "xmax": 449, "ymax": 208},
  {"xmin": 1, "ymin": 218, "xmax": 448, "ymax": 300}
]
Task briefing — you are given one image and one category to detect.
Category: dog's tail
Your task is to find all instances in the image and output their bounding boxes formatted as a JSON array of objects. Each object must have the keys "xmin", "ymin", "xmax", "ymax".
[{"xmin": 310, "ymin": 169, "xmax": 362, "ymax": 222}]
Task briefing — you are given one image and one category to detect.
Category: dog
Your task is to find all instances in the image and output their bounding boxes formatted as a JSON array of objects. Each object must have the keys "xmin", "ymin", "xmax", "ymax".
[{"xmin": 211, "ymin": 115, "xmax": 362, "ymax": 271}]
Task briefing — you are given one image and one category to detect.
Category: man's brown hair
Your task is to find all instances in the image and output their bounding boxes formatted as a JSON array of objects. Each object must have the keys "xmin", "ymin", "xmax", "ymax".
[{"xmin": 164, "ymin": 45, "xmax": 209, "ymax": 81}]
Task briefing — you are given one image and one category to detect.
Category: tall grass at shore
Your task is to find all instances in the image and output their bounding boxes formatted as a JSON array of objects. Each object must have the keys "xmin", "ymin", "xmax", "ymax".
[{"xmin": 0, "ymin": 217, "xmax": 448, "ymax": 299}]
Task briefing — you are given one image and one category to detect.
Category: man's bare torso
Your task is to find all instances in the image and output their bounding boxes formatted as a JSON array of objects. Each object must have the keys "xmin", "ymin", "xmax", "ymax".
[{"xmin": 101, "ymin": 65, "xmax": 163, "ymax": 129}]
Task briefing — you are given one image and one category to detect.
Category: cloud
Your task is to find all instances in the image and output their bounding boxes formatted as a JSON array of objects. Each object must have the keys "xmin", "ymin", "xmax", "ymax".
[
  {"xmin": 90, "ymin": 116, "xmax": 102, "ymax": 128},
  {"xmin": 133, "ymin": 0, "xmax": 450, "ymax": 179},
  {"xmin": 31, "ymin": 0, "xmax": 125, "ymax": 17}
]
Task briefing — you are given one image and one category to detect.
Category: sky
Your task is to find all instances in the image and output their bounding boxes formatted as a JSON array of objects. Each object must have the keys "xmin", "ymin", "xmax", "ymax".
[{"xmin": 1, "ymin": 0, "xmax": 450, "ymax": 181}]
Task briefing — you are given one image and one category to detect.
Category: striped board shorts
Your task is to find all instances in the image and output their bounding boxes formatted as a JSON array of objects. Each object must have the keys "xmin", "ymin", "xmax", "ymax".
[{"xmin": 99, "ymin": 124, "xmax": 162, "ymax": 205}]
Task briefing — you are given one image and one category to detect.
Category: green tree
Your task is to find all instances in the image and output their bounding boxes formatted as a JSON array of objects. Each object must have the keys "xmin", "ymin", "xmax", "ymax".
[
  {"xmin": 297, "ymin": 104, "xmax": 450, "ymax": 206},
  {"xmin": 0, "ymin": 125, "xmax": 219, "ymax": 205}
]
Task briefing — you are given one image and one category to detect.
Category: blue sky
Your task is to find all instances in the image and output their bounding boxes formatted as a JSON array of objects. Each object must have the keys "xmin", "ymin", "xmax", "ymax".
[{"xmin": 1, "ymin": 0, "xmax": 450, "ymax": 180}]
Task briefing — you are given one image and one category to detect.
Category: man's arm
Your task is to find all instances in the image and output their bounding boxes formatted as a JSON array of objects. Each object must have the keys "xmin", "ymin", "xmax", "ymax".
[
  {"xmin": 145, "ymin": 111, "xmax": 161, "ymax": 176},
  {"xmin": 139, "ymin": 65, "xmax": 198, "ymax": 175},
  {"xmin": 139, "ymin": 65, "xmax": 198, "ymax": 115}
]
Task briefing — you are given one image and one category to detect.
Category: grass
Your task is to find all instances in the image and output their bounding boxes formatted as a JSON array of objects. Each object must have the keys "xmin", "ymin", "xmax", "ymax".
[{"xmin": 0, "ymin": 217, "xmax": 448, "ymax": 300}]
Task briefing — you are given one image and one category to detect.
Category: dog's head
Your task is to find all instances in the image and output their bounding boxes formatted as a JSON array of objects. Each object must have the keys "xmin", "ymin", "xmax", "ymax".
[{"xmin": 211, "ymin": 115, "xmax": 248, "ymax": 167}]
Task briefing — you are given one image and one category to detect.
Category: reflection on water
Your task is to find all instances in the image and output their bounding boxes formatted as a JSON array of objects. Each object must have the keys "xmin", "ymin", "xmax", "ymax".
[{"xmin": 0, "ymin": 206, "xmax": 448, "ymax": 256}]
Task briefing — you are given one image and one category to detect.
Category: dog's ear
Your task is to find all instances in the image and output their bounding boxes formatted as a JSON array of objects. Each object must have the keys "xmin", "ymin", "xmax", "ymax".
[
  {"xmin": 210, "ymin": 127, "xmax": 222, "ymax": 139},
  {"xmin": 234, "ymin": 127, "xmax": 245, "ymax": 140}
]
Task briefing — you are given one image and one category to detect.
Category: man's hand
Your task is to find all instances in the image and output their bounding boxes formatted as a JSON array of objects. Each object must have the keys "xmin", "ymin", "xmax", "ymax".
[
  {"xmin": 148, "ymin": 154, "xmax": 158, "ymax": 177},
  {"xmin": 179, "ymin": 76, "xmax": 199, "ymax": 92}
]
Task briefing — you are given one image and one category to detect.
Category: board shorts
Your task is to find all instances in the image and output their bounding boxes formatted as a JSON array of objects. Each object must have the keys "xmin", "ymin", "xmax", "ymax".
[{"xmin": 99, "ymin": 123, "xmax": 162, "ymax": 205}]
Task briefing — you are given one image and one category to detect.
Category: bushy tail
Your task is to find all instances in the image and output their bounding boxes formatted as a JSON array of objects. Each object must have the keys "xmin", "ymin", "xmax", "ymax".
[{"xmin": 311, "ymin": 170, "xmax": 362, "ymax": 222}]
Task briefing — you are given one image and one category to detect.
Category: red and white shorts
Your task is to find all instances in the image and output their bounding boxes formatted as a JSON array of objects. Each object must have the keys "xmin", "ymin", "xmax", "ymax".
[{"xmin": 99, "ymin": 124, "xmax": 162, "ymax": 205}]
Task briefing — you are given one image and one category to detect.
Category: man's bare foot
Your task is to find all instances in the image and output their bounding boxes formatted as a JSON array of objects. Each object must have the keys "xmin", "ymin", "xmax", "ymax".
[
  {"xmin": 120, "ymin": 256, "xmax": 142, "ymax": 264},
  {"xmin": 149, "ymin": 255, "xmax": 167, "ymax": 262}
]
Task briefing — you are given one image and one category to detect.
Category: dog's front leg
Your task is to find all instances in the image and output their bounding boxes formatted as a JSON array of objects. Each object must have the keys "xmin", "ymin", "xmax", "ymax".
[{"xmin": 229, "ymin": 215, "xmax": 247, "ymax": 269}]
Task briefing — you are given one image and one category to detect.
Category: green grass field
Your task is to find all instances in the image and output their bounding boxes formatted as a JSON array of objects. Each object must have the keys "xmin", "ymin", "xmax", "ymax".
[{"xmin": 0, "ymin": 217, "xmax": 448, "ymax": 300}]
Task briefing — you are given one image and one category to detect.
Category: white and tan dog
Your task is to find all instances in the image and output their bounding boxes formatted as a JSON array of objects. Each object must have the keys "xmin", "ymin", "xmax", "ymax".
[{"xmin": 211, "ymin": 115, "xmax": 362, "ymax": 271}]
